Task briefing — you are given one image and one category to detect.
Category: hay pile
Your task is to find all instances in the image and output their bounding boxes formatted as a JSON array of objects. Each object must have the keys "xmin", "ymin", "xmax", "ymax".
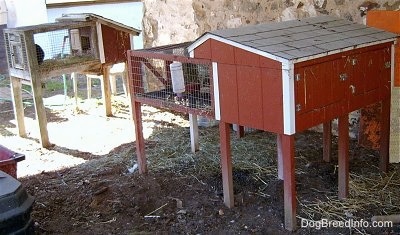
[{"xmin": 136, "ymin": 106, "xmax": 400, "ymax": 232}]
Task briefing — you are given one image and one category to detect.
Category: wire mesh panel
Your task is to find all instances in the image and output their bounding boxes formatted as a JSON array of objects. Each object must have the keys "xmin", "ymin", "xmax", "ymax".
[
  {"xmin": 128, "ymin": 50, "xmax": 214, "ymax": 117},
  {"xmin": 4, "ymin": 22, "xmax": 99, "ymax": 80}
]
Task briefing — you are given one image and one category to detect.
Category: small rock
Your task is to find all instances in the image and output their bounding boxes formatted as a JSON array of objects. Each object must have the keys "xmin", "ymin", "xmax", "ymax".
[{"xmin": 218, "ymin": 209, "xmax": 224, "ymax": 215}]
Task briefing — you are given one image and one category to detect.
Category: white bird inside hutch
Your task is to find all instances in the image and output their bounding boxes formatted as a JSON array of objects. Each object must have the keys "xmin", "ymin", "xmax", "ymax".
[{"xmin": 4, "ymin": 13, "xmax": 140, "ymax": 147}]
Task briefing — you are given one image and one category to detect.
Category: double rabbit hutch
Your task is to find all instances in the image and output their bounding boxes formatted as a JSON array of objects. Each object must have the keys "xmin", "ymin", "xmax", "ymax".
[
  {"xmin": 129, "ymin": 15, "xmax": 397, "ymax": 230},
  {"xmin": 4, "ymin": 13, "xmax": 140, "ymax": 147}
]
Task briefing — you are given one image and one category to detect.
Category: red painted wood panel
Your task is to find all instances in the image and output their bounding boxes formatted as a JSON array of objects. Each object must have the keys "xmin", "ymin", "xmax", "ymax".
[
  {"xmin": 101, "ymin": 24, "xmax": 131, "ymax": 64},
  {"xmin": 210, "ymin": 39, "xmax": 235, "ymax": 64},
  {"xmin": 193, "ymin": 39, "xmax": 212, "ymax": 59},
  {"xmin": 365, "ymin": 50, "xmax": 380, "ymax": 92},
  {"xmin": 261, "ymin": 67, "xmax": 283, "ymax": 133},
  {"xmin": 236, "ymin": 65, "xmax": 263, "ymax": 129},
  {"xmin": 260, "ymin": 56, "xmax": 282, "ymax": 68},
  {"xmin": 379, "ymin": 47, "xmax": 392, "ymax": 100},
  {"xmin": 218, "ymin": 63, "xmax": 239, "ymax": 124},
  {"xmin": 234, "ymin": 47, "xmax": 260, "ymax": 67}
]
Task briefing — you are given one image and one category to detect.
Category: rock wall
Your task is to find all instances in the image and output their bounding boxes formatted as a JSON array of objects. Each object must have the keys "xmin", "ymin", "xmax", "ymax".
[{"xmin": 143, "ymin": 0, "xmax": 400, "ymax": 47}]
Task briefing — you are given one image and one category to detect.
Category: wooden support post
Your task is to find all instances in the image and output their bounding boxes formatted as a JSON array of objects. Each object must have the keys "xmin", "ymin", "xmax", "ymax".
[
  {"xmin": 86, "ymin": 75, "xmax": 92, "ymax": 99},
  {"xmin": 132, "ymin": 100, "xmax": 147, "ymax": 173},
  {"xmin": 30, "ymin": 75, "xmax": 50, "ymax": 148},
  {"xmin": 124, "ymin": 62, "xmax": 133, "ymax": 121},
  {"xmin": 277, "ymin": 134, "xmax": 284, "ymax": 180},
  {"xmin": 236, "ymin": 125, "xmax": 244, "ymax": 138},
  {"xmin": 380, "ymin": 99, "xmax": 390, "ymax": 172},
  {"xmin": 121, "ymin": 71, "xmax": 128, "ymax": 96},
  {"xmin": 101, "ymin": 66, "xmax": 112, "ymax": 116},
  {"xmin": 110, "ymin": 74, "xmax": 117, "ymax": 95},
  {"xmin": 189, "ymin": 114, "xmax": 199, "ymax": 153},
  {"xmin": 219, "ymin": 121, "xmax": 234, "ymax": 208},
  {"xmin": 280, "ymin": 134, "xmax": 296, "ymax": 231},
  {"xmin": 338, "ymin": 114, "xmax": 349, "ymax": 199},
  {"xmin": 71, "ymin": 73, "xmax": 78, "ymax": 108},
  {"xmin": 323, "ymin": 121, "xmax": 332, "ymax": 162},
  {"xmin": 10, "ymin": 77, "xmax": 26, "ymax": 137}
]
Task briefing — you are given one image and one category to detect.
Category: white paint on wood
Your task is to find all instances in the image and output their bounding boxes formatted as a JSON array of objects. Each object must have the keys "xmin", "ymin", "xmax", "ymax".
[
  {"xmin": 282, "ymin": 61, "xmax": 295, "ymax": 135},
  {"xmin": 212, "ymin": 62, "xmax": 221, "ymax": 120},
  {"xmin": 96, "ymin": 22, "xmax": 105, "ymax": 63},
  {"xmin": 189, "ymin": 113, "xmax": 199, "ymax": 153}
]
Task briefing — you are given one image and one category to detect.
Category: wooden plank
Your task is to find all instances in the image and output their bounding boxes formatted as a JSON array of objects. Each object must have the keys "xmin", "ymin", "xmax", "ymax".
[
  {"xmin": 338, "ymin": 114, "xmax": 349, "ymax": 199},
  {"xmin": 236, "ymin": 125, "xmax": 244, "ymax": 138},
  {"xmin": 380, "ymin": 98, "xmax": 390, "ymax": 172},
  {"xmin": 218, "ymin": 63, "xmax": 239, "ymax": 124},
  {"xmin": 86, "ymin": 75, "xmax": 92, "ymax": 99},
  {"xmin": 281, "ymin": 134, "xmax": 296, "ymax": 231},
  {"xmin": 276, "ymin": 134, "xmax": 283, "ymax": 180},
  {"xmin": 10, "ymin": 77, "xmax": 26, "ymax": 137},
  {"xmin": 237, "ymin": 65, "xmax": 263, "ymax": 129},
  {"xmin": 219, "ymin": 121, "xmax": 234, "ymax": 208},
  {"xmin": 72, "ymin": 72, "xmax": 78, "ymax": 108},
  {"xmin": 189, "ymin": 114, "xmax": 199, "ymax": 153},
  {"xmin": 132, "ymin": 100, "xmax": 146, "ymax": 173},
  {"xmin": 323, "ymin": 121, "xmax": 332, "ymax": 162},
  {"xmin": 101, "ymin": 66, "xmax": 112, "ymax": 116},
  {"xmin": 24, "ymin": 31, "xmax": 51, "ymax": 148},
  {"xmin": 261, "ymin": 66, "xmax": 283, "ymax": 133},
  {"xmin": 31, "ymin": 74, "xmax": 50, "ymax": 147}
]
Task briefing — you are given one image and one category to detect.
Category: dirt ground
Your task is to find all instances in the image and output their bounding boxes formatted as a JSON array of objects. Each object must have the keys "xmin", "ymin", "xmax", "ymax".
[{"xmin": 1, "ymin": 76, "xmax": 400, "ymax": 234}]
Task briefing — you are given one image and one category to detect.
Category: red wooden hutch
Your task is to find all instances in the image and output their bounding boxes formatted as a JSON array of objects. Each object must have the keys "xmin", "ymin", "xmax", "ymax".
[{"xmin": 128, "ymin": 16, "xmax": 397, "ymax": 230}]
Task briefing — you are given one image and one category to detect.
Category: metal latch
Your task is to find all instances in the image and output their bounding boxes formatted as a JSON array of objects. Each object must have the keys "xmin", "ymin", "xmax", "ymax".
[
  {"xmin": 349, "ymin": 85, "xmax": 356, "ymax": 94},
  {"xmin": 296, "ymin": 104, "xmax": 302, "ymax": 112},
  {"xmin": 385, "ymin": 61, "xmax": 391, "ymax": 68},
  {"xmin": 339, "ymin": 73, "xmax": 348, "ymax": 81},
  {"xmin": 295, "ymin": 74, "xmax": 301, "ymax": 81},
  {"xmin": 351, "ymin": 58, "xmax": 358, "ymax": 66}
]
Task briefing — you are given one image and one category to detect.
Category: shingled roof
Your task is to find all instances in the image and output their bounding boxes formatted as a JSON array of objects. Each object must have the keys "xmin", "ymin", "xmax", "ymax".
[{"xmin": 188, "ymin": 16, "xmax": 398, "ymax": 61}]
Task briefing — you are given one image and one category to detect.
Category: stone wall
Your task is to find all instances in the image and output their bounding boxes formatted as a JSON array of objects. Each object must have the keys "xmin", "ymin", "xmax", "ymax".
[
  {"xmin": 142, "ymin": 0, "xmax": 400, "ymax": 47},
  {"xmin": 141, "ymin": 0, "xmax": 400, "ymax": 138}
]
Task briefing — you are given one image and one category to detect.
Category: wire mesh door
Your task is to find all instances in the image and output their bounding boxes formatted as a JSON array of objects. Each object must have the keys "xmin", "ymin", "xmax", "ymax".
[{"xmin": 127, "ymin": 51, "xmax": 214, "ymax": 118}]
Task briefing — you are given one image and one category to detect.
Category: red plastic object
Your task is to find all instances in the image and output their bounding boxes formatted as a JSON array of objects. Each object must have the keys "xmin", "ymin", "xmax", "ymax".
[{"xmin": 0, "ymin": 145, "xmax": 25, "ymax": 179}]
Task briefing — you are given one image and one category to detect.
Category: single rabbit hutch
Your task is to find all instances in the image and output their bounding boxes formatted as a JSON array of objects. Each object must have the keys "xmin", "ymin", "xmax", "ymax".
[
  {"xmin": 4, "ymin": 13, "xmax": 140, "ymax": 147},
  {"xmin": 127, "ymin": 16, "xmax": 397, "ymax": 230}
]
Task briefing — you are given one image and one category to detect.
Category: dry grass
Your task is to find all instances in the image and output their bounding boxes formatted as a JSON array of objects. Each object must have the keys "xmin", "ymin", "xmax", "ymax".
[{"xmin": 134, "ymin": 106, "xmax": 400, "ymax": 234}]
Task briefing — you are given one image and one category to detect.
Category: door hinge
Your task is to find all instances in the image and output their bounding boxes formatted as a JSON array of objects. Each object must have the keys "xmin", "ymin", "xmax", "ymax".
[{"xmin": 295, "ymin": 74, "xmax": 301, "ymax": 81}]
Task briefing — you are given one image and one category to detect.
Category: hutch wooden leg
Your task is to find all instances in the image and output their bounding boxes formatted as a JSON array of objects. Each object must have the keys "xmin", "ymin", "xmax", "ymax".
[
  {"xmin": 338, "ymin": 114, "xmax": 349, "ymax": 199},
  {"xmin": 189, "ymin": 114, "xmax": 199, "ymax": 152},
  {"xmin": 280, "ymin": 134, "xmax": 297, "ymax": 231},
  {"xmin": 71, "ymin": 73, "xmax": 78, "ymax": 108},
  {"xmin": 277, "ymin": 134, "xmax": 284, "ymax": 180},
  {"xmin": 323, "ymin": 121, "xmax": 332, "ymax": 162},
  {"xmin": 31, "ymin": 76, "xmax": 50, "ymax": 148},
  {"xmin": 86, "ymin": 75, "xmax": 92, "ymax": 99},
  {"xmin": 380, "ymin": 98, "xmax": 390, "ymax": 172},
  {"xmin": 10, "ymin": 77, "xmax": 27, "ymax": 137},
  {"xmin": 110, "ymin": 73, "xmax": 117, "ymax": 95},
  {"xmin": 101, "ymin": 66, "xmax": 112, "ymax": 116},
  {"xmin": 132, "ymin": 100, "xmax": 147, "ymax": 174},
  {"xmin": 236, "ymin": 125, "xmax": 245, "ymax": 138},
  {"xmin": 219, "ymin": 121, "xmax": 234, "ymax": 208}
]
